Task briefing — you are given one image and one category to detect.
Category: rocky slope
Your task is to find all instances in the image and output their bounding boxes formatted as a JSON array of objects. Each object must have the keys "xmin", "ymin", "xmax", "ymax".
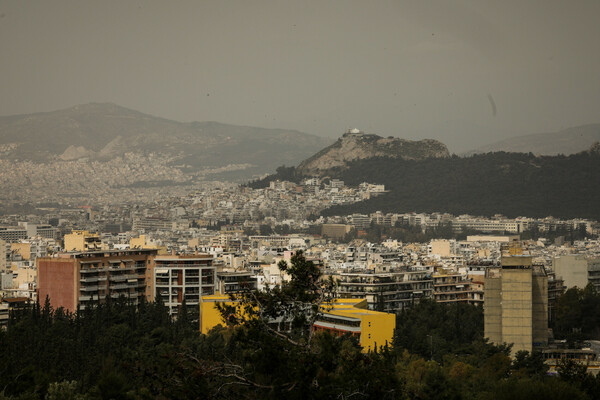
[{"xmin": 296, "ymin": 129, "xmax": 449, "ymax": 176}]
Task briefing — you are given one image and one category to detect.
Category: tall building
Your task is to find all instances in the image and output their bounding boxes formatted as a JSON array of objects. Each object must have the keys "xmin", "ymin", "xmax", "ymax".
[
  {"xmin": 154, "ymin": 255, "xmax": 216, "ymax": 316},
  {"xmin": 37, "ymin": 249, "xmax": 158, "ymax": 312},
  {"xmin": 0, "ymin": 224, "xmax": 58, "ymax": 242},
  {"xmin": 484, "ymin": 247, "xmax": 548, "ymax": 355}
]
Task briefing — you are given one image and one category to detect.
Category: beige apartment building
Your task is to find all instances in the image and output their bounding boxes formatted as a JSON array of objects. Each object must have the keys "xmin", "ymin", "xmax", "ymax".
[{"xmin": 484, "ymin": 247, "xmax": 548, "ymax": 355}]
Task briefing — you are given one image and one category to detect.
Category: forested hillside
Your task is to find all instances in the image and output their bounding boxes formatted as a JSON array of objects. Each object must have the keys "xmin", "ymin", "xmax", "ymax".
[{"xmin": 252, "ymin": 148, "xmax": 600, "ymax": 220}]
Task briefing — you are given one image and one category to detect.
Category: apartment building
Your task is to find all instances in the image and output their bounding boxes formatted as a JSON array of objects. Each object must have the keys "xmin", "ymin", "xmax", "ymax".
[
  {"xmin": 154, "ymin": 255, "xmax": 216, "ymax": 316},
  {"xmin": 432, "ymin": 270, "xmax": 483, "ymax": 305},
  {"xmin": 0, "ymin": 224, "xmax": 58, "ymax": 242},
  {"xmin": 337, "ymin": 268, "xmax": 432, "ymax": 312},
  {"xmin": 216, "ymin": 270, "xmax": 257, "ymax": 294},
  {"xmin": 484, "ymin": 248, "xmax": 548, "ymax": 355},
  {"xmin": 37, "ymin": 249, "xmax": 158, "ymax": 312}
]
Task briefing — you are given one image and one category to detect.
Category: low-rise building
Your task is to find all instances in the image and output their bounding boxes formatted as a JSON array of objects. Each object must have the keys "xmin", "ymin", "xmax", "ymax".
[{"xmin": 313, "ymin": 298, "xmax": 395, "ymax": 352}]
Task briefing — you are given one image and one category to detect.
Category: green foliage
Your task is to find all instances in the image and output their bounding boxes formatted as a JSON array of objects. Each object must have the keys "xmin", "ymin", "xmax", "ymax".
[
  {"xmin": 393, "ymin": 299, "xmax": 487, "ymax": 361},
  {"xmin": 0, "ymin": 296, "xmax": 196, "ymax": 399},
  {"xmin": 553, "ymin": 284, "xmax": 600, "ymax": 344},
  {"xmin": 2, "ymin": 269, "xmax": 600, "ymax": 398},
  {"xmin": 45, "ymin": 381, "xmax": 85, "ymax": 400},
  {"xmin": 487, "ymin": 378, "xmax": 588, "ymax": 400},
  {"xmin": 317, "ymin": 151, "xmax": 600, "ymax": 220},
  {"xmin": 216, "ymin": 250, "xmax": 327, "ymax": 339}
]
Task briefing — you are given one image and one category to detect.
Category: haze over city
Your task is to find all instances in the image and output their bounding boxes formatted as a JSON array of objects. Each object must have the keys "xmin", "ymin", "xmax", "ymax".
[
  {"xmin": 2, "ymin": 1, "xmax": 600, "ymax": 151},
  {"xmin": 2, "ymin": 2, "xmax": 600, "ymax": 399}
]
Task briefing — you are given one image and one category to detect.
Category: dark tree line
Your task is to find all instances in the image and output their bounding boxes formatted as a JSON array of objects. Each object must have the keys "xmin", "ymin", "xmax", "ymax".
[
  {"xmin": 250, "ymin": 150, "xmax": 600, "ymax": 220},
  {"xmin": 2, "ymin": 255, "xmax": 600, "ymax": 399},
  {"xmin": 323, "ymin": 151, "xmax": 600, "ymax": 220}
]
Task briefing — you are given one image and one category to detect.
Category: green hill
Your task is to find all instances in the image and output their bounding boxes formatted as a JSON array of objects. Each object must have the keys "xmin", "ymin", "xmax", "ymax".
[{"xmin": 253, "ymin": 146, "xmax": 600, "ymax": 220}]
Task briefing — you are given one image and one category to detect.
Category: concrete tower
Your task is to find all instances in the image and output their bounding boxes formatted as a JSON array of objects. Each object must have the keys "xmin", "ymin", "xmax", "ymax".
[{"xmin": 484, "ymin": 245, "xmax": 548, "ymax": 355}]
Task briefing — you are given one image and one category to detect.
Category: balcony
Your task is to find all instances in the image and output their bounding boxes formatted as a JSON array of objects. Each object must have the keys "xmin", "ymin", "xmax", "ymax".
[
  {"xmin": 109, "ymin": 274, "xmax": 139, "ymax": 282},
  {"xmin": 110, "ymin": 283, "xmax": 136, "ymax": 290},
  {"xmin": 109, "ymin": 265, "xmax": 135, "ymax": 271},
  {"xmin": 81, "ymin": 268, "xmax": 107, "ymax": 274}
]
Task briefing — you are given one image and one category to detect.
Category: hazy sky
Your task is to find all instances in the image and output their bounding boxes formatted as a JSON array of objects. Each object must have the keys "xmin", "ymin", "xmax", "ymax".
[{"xmin": 1, "ymin": 1, "xmax": 599, "ymax": 152}]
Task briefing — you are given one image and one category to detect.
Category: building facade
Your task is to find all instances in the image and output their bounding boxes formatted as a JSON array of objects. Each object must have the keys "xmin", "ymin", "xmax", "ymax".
[
  {"xmin": 313, "ymin": 298, "xmax": 395, "ymax": 352},
  {"xmin": 154, "ymin": 255, "xmax": 216, "ymax": 316},
  {"xmin": 432, "ymin": 270, "xmax": 483, "ymax": 305},
  {"xmin": 37, "ymin": 249, "xmax": 158, "ymax": 312},
  {"xmin": 337, "ymin": 268, "xmax": 432, "ymax": 312},
  {"xmin": 484, "ymin": 250, "xmax": 548, "ymax": 355}
]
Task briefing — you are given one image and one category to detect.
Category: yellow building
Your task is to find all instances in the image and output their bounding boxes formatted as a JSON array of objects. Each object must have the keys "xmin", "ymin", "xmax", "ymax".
[
  {"xmin": 199, "ymin": 294, "xmax": 256, "ymax": 334},
  {"xmin": 430, "ymin": 239, "xmax": 452, "ymax": 257},
  {"xmin": 10, "ymin": 243, "xmax": 31, "ymax": 260},
  {"xmin": 130, "ymin": 235, "xmax": 168, "ymax": 254},
  {"xmin": 63, "ymin": 231, "xmax": 102, "ymax": 252},
  {"xmin": 13, "ymin": 267, "xmax": 36, "ymax": 289},
  {"xmin": 199, "ymin": 296, "xmax": 395, "ymax": 353},
  {"xmin": 0, "ymin": 239, "xmax": 6, "ymax": 270},
  {"xmin": 314, "ymin": 298, "xmax": 395, "ymax": 352}
]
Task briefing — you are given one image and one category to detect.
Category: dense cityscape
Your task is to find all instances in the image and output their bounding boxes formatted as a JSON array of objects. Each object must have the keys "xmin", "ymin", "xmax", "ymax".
[
  {"xmin": 1, "ymin": 173, "xmax": 600, "ymax": 397},
  {"xmin": 3, "ymin": 2, "xmax": 600, "ymax": 399}
]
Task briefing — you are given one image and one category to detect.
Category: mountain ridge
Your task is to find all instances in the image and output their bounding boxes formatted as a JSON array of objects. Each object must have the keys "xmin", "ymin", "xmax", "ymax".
[
  {"xmin": 465, "ymin": 124, "xmax": 600, "ymax": 156},
  {"xmin": 0, "ymin": 103, "xmax": 332, "ymax": 179}
]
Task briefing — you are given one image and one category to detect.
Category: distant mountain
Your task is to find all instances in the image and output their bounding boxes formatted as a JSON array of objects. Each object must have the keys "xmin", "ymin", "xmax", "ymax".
[
  {"xmin": 296, "ymin": 129, "xmax": 449, "ymax": 176},
  {"xmin": 466, "ymin": 124, "xmax": 600, "ymax": 155},
  {"xmin": 0, "ymin": 103, "xmax": 332, "ymax": 179}
]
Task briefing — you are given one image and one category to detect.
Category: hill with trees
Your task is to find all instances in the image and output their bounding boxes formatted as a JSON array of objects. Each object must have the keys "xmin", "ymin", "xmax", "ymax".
[{"xmin": 252, "ymin": 146, "xmax": 600, "ymax": 220}]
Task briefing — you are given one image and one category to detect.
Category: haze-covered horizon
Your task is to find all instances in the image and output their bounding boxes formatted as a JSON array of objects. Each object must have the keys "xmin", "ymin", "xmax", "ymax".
[{"xmin": 1, "ymin": 1, "xmax": 599, "ymax": 152}]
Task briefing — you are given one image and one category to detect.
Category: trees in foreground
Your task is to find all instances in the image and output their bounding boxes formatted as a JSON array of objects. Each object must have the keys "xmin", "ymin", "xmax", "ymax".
[{"xmin": 1, "ymin": 253, "xmax": 600, "ymax": 398}]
